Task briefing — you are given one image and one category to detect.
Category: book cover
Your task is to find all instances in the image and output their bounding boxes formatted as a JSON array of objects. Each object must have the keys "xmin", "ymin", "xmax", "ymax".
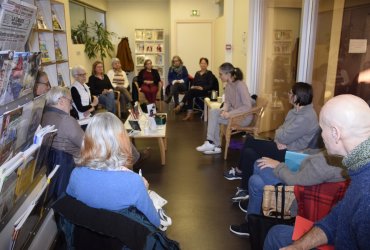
[
  {"xmin": 57, "ymin": 73, "xmax": 65, "ymax": 87},
  {"xmin": 15, "ymin": 100, "xmax": 34, "ymax": 152},
  {"xmin": 20, "ymin": 52, "xmax": 41, "ymax": 97},
  {"xmin": 15, "ymin": 154, "xmax": 36, "ymax": 199},
  {"xmin": 51, "ymin": 11, "xmax": 62, "ymax": 30},
  {"xmin": 25, "ymin": 95, "xmax": 46, "ymax": 151},
  {"xmin": 0, "ymin": 171, "xmax": 17, "ymax": 220},
  {"xmin": 39, "ymin": 40, "xmax": 51, "ymax": 63},
  {"xmin": 7, "ymin": 52, "xmax": 28, "ymax": 102},
  {"xmin": 36, "ymin": 15, "xmax": 47, "ymax": 30},
  {"xmin": 0, "ymin": 50, "xmax": 15, "ymax": 106},
  {"xmin": 0, "ymin": 106, "xmax": 23, "ymax": 166},
  {"xmin": 285, "ymin": 151, "xmax": 309, "ymax": 172},
  {"xmin": 54, "ymin": 40, "xmax": 63, "ymax": 61}
]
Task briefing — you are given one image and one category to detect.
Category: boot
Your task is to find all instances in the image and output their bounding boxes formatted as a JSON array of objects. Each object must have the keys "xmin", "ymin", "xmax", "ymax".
[
  {"xmin": 173, "ymin": 103, "xmax": 183, "ymax": 113},
  {"xmin": 182, "ymin": 110, "xmax": 194, "ymax": 121}
]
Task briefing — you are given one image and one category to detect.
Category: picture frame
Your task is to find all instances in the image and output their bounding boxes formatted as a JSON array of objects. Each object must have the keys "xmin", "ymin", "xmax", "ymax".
[{"xmin": 136, "ymin": 55, "xmax": 145, "ymax": 66}]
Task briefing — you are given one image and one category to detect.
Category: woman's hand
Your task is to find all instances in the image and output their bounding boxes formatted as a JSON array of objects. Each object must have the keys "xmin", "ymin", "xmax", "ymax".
[
  {"xmin": 257, "ymin": 157, "xmax": 280, "ymax": 169},
  {"xmin": 275, "ymin": 141, "xmax": 287, "ymax": 150}
]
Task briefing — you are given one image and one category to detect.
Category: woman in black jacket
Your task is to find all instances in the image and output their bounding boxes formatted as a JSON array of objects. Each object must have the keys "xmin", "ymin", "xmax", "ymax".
[{"xmin": 137, "ymin": 59, "xmax": 162, "ymax": 103}]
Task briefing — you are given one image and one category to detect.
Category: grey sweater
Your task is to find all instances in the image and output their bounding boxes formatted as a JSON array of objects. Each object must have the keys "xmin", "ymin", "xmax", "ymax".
[
  {"xmin": 273, "ymin": 152, "xmax": 346, "ymax": 186},
  {"xmin": 275, "ymin": 104, "xmax": 319, "ymax": 151}
]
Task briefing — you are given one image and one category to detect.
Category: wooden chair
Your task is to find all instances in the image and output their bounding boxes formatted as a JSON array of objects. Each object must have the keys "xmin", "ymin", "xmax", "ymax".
[
  {"xmin": 220, "ymin": 97, "xmax": 268, "ymax": 160},
  {"xmin": 133, "ymin": 78, "xmax": 163, "ymax": 111},
  {"xmin": 114, "ymin": 90, "xmax": 121, "ymax": 118}
]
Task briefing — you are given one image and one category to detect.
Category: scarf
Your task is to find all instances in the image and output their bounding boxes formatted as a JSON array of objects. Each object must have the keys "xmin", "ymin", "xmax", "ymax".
[
  {"xmin": 171, "ymin": 65, "xmax": 183, "ymax": 76},
  {"xmin": 342, "ymin": 137, "xmax": 370, "ymax": 172}
]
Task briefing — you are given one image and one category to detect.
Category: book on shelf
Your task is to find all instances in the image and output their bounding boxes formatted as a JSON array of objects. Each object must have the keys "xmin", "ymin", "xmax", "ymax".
[
  {"xmin": 54, "ymin": 40, "xmax": 63, "ymax": 61},
  {"xmin": 51, "ymin": 11, "xmax": 62, "ymax": 31},
  {"xmin": 57, "ymin": 73, "xmax": 65, "ymax": 86},
  {"xmin": 39, "ymin": 40, "xmax": 51, "ymax": 63},
  {"xmin": 21, "ymin": 52, "xmax": 42, "ymax": 97},
  {"xmin": 15, "ymin": 153, "xmax": 36, "ymax": 199},
  {"xmin": 0, "ymin": 50, "xmax": 14, "ymax": 107},
  {"xmin": 156, "ymin": 30, "xmax": 164, "ymax": 40},
  {"xmin": 155, "ymin": 54, "xmax": 163, "ymax": 65},
  {"xmin": 0, "ymin": 106, "xmax": 23, "ymax": 166},
  {"xmin": 36, "ymin": 15, "xmax": 48, "ymax": 30}
]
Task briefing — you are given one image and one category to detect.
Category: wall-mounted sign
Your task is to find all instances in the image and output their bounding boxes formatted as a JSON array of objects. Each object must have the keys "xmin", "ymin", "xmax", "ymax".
[
  {"xmin": 349, "ymin": 39, "xmax": 367, "ymax": 53},
  {"xmin": 225, "ymin": 44, "xmax": 232, "ymax": 50}
]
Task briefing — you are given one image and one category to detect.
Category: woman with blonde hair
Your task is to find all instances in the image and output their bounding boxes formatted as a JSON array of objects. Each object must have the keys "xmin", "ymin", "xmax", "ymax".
[{"xmin": 66, "ymin": 112, "xmax": 160, "ymax": 227}]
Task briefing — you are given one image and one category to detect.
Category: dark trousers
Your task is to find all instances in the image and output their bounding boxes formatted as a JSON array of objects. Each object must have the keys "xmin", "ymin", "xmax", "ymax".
[
  {"xmin": 240, "ymin": 136, "xmax": 286, "ymax": 190},
  {"xmin": 182, "ymin": 89, "xmax": 208, "ymax": 110},
  {"xmin": 167, "ymin": 82, "xmax": 188, "ymax": 105}
]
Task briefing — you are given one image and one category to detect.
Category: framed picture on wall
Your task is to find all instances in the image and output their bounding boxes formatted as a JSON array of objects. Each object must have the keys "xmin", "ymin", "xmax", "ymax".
[{"xmin": 136, "ymin": 55, "xmax": 145, "ymax": 66}]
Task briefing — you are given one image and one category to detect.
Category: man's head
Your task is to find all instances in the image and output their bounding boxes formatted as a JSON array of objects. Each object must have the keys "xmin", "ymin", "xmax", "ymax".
[
  {"xmin": 319, "ymin": 94, "xmax": 370, "ymax": 156},
  {"xmin": 46, "ymin": 86, "xmax": 73, "ymax": 114}
]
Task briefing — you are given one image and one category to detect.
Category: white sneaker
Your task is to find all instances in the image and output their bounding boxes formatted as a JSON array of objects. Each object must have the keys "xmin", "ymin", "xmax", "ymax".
[
  {"xmin": 204, "ymin": 146, "xmax": 222, "ymax": 155},
  {"xmin": 196, "ymin": 141, "xmax": 215, "ymax": 152}
]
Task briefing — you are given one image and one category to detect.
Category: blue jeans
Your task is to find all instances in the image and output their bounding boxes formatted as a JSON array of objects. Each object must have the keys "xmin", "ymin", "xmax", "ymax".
[
  {"xmin": 263, "ymin": 224, "xmax": 293, "ymax": 250},
  {"xmin": 99, "ymin": 91, "xmax": 116, "ymax": 114},
  {"xmin": 247, "ymin": 162, "xmax": 281, "ymax": 215}
]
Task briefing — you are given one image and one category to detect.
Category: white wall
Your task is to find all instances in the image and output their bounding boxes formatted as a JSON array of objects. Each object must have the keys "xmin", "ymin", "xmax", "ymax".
[
  {"xmin": 170, "ymin": 0, "xmax": 220, "ymax": 72},
  {"xmin": 106, "ymin": 0, "xmax": 170, "ymax": 80}
]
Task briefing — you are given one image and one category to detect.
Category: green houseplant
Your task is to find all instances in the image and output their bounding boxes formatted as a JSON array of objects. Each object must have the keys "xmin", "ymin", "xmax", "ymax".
[
  {"xmin": 84, "ymin": 21, "xmax": 116, "ymax": 62},
  {"xmin": 71, "ymin": 20, "xmax": 88, "ymax": 44}
]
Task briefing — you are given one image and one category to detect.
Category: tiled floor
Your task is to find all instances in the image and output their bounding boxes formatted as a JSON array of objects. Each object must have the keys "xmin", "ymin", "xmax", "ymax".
[{"xmin": 134, "ymin": 108, "xmax": 251, "ymax": 250}]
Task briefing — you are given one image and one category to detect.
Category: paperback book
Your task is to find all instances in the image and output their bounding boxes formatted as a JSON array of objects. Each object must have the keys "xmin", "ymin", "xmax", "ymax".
[
  {"xmin": 39, "ymin": 40, "xmax": 51, "ymax": 63},
  {"xmin": 0, "ymin": 50, "xmax": 14, "ymax": 106},
  {"xmin": 0, "ymin": 106, "xmax": 23, "ymax": 166},
  {"xmin": 15, "ymin": 154, "xmax": 36, "ymax": 199},
  {"xmin": 0, "ymin": 171, "xmax": 17, "ymax": 221},
  {"xmin": 51, "ymin": 11, "xmax": 62, "ymax": 30},
  {"xmin": 54, "ymin": 40, "xmax": 63, "ymax": 61}
]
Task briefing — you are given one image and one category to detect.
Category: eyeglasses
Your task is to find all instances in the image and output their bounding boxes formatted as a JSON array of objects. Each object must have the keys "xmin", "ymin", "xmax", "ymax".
[
  {"xmin": 37, "ymin": 81, "xmax": 50, "ymax": 86},
  {"xmin": 77, "ymin": 73, "xmax": 87, "ymax": 76},
  {"xmin": 59, "ymin": 96, "xmax": 73, "ymax": 104}
]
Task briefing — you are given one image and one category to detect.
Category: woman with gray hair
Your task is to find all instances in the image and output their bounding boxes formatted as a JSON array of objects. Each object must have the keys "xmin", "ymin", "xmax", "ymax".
[
  {"xmin": 107, "ymin": 58, "xmax": 133, "ymax": 115},
  {"xmin": 66, "ymin": 112, "xmax": 160, "ymax": 227},
  {"xmin": 71, "ymin": 65, "xmax": 99, "ymax": 119},
  {"xmin": 41, "ymin": 86, "xmax": 84, "ymax": 158}
]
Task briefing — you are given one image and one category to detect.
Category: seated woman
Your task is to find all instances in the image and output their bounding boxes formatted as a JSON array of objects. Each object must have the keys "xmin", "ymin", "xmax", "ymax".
[
  {"xmin": 165, "ymin": 55, "xmax": 189, "ymax": 108},
  {"xmin": 33, "ymin": 71, "xmax": 51, "ymax": 97},
  {"xmin": 226, "ymin": 82, "xmax": 320, "ymax": 202},
  {"xmin": 107, "ymin": 58, "xmax": 133, "ymax": 114},
  {"xmin": 66, "ymin": 112, "xmax": 160, "ymax": 228},
  {"xmin": 137, "ymin": 59, "xmax": 162, "ymax": 104},
  {"xmin": 196, "ymin": 62, "xmax": 252, "ymax": 154},
  {"xmin": 71, "ymin": 65, "xmax": 99, "ymax": 120},
  {"xmin": 88, "ymin": 61, "xmax": 116, "ymax": 114},
  {"xmin": 176, "ymin": 57, "xmax": 217, "ymax": 120}
]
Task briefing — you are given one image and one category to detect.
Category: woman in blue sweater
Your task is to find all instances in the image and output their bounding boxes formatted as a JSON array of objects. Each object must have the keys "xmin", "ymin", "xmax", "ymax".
[{"xmin": 66, "ymin": 112, "xmax": 160, "ymax": 227}]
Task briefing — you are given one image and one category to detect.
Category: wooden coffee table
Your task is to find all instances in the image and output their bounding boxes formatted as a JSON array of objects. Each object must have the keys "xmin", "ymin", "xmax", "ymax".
[{"xmin": 124, "ymin": 113, "xmax": 167, "ymax": 165}]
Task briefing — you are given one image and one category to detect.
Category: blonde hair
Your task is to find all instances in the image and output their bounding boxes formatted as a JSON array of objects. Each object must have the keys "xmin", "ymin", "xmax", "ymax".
[{"xmin": 76, "ymin": 112, "xmax": 132, "ymax": 170}]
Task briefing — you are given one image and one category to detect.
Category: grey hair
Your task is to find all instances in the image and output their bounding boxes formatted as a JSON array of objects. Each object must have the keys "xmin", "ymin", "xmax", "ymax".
[
  {"xmin": 71, "ymin": 65, "xmax": 86, "ymax": 78},
  {"xmin": 111, "ymin": 57, "xmax": 121, "ymax": 67},
  {"xmin": 76, "ymin": 112, "xmax": 131, "ymax": 170},
  {"xmin": 46, "ymin": 86, "xmax": 70, "ymax": 106}
]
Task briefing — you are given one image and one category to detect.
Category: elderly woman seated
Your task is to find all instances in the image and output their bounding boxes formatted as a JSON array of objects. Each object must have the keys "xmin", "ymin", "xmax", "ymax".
[{"xmin": 66, "ymin": 112, "xmax": 160, "ymax": 227}]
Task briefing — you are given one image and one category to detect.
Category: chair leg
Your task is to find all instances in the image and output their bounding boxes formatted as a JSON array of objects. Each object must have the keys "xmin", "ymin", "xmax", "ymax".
[{"xmin": 224, "ymin": 135, "xmax": 230, "ymax": 160}]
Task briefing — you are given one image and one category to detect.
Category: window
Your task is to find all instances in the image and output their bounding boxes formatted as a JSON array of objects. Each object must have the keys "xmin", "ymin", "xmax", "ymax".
[{"xmin": 69, "ymin": 1, "xmax": 106, "ymax": 44}]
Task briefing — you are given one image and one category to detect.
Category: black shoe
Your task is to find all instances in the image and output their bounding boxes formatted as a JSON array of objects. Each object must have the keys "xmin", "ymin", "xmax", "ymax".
[
  {"xmin": 229, "ymin": 223, "xmax": 250, "ymax": 237},
  {"xmin": 133, "ymin": 147, "xmax": 151, "ymax": 171},
  {"xmin": 239, "ymin": 200, "xmax": 248, "ymax": 213}
]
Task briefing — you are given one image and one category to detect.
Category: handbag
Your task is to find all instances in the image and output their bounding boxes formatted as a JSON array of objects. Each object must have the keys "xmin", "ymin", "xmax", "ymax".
[
  {"xmin": 262, "ymin": 184, "xmax": 295, "ymax": 219},
  {"xmin": 248, "ymin": 184, "xmax": 296, "ymax": 250}
]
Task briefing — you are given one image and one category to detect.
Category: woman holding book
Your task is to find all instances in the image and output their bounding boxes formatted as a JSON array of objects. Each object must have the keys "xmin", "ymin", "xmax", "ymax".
[
  {"xmin": 71, "ymin": 65, "xmax": 99, "ymax": 120},
  {"xmin": 88, "ymin": 61, "xmax": 116, "ymax": 114},
  {"xmin": 137, "ymin": 59, "xmax": 162, "ymax": 104},
  {"xmin": 225, "ymin": 82, "xmax": 320, "ymax": 203},
  {"xmin": 66, "ymin": 112, "xmax": 160, "ymax": 227}
]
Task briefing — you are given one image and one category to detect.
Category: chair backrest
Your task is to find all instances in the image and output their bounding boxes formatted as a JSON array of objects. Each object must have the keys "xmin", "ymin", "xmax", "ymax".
[
  {"xmin": 235, "ymin": 97, "xmax": 268, "ymax": 135},
  {"xmin": 294, "ymin": 180, "xmax": 349, "ymax": 221}
]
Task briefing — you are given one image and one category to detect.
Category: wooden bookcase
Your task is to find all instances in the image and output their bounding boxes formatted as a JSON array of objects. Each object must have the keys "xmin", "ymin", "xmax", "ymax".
[
  {"xmin": 134, "ymin": 29, "xmax": 165, "ymax": 80},
  {"xmin": 28, "ymin": 0, "xmax": 70, "ymax": 87}
]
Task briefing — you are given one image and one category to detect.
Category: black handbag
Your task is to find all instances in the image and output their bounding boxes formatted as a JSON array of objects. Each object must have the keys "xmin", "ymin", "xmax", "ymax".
[{"xmin": 248, "ymin": 184, "xmax": 296, "ymax": 250}]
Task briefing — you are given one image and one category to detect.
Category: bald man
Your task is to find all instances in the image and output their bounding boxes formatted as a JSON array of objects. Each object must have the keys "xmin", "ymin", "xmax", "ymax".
[{"xmin": 265, "ymin": 95, "xmax": 370, "ymax": 250}]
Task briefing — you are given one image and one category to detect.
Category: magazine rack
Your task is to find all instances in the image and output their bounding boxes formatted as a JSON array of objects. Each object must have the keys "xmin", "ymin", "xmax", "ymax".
[{"xmin": 28, "ymin": 0, "xmax": 70, "ymax": 87}]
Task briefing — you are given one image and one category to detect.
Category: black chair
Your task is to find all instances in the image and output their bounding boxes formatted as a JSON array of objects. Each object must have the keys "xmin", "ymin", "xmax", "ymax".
[{"xmin": 47, "ymin": 148, "xmax": 75, "ymax": 200}]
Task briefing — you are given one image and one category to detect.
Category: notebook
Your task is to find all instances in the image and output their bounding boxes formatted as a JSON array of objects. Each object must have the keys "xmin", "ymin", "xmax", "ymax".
[{"xmin": 285, "ymin": 151, "xmax": 309, "ymax": 172}]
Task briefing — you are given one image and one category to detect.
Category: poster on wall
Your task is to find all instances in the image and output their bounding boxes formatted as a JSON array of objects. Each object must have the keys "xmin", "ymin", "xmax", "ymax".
[{"xmin": 0, "ymin": 0, "xmax": 37, "ymax": 51}]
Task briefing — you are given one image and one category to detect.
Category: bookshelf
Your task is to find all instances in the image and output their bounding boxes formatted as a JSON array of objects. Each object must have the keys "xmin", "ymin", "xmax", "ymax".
[
  {"xmin": 28, "ymin": 0, "xmax": 70, "ymax": 87},
  {"xmin": 134, "ymin": 29, "xmax": 165, "ymax": 80}
]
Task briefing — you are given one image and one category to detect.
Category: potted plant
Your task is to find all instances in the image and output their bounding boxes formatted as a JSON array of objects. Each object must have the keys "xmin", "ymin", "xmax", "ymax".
[{"xmin": 84, "ymin": 21, "xmax": 116, "ymax": 62}]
